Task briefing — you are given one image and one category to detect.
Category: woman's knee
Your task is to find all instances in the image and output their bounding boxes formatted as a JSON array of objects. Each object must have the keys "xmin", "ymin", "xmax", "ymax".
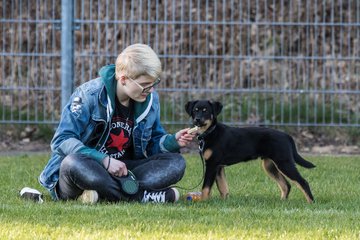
[
  {"xmin": 61, "ymin": 154, "xmax": 83, "ymax": 171},
  {"xmin": 60, "ymin": 154, "xmax": 111, "ymax": 192},
  {"xmin": 176, "ymin": 154, "xmax": 186, "ymax": 173},
  {"xmin": 167, "ymin": 153, "xmax": 186, "ymax": 177},
  {"xmin": 60, "ymin": 154, "xmax": 94, "ymax": 177},
  {"xmin": 163, "ymin": 153, "xmax": 186, "ymax": 171}
]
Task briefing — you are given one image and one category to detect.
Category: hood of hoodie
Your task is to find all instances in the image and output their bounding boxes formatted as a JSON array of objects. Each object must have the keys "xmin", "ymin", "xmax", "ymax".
[{"xmin": 98, "ymin": 64, "xmax": 152, "ymax": 120}]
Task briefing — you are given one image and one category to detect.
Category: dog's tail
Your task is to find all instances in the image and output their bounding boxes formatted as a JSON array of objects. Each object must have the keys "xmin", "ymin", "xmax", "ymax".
[
  {"xmin": 294, "ymin": 153, "xmax": 316, "ymax": 168},
  {"xmin": 289, "ymin": 136, "xmax": 316, "ymax": 168}
]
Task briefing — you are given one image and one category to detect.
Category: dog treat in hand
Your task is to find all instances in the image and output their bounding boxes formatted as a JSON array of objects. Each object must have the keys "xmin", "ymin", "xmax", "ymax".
[{"xmin": 188, "ymin": 126, "xmax": 199, "ymax": 134}]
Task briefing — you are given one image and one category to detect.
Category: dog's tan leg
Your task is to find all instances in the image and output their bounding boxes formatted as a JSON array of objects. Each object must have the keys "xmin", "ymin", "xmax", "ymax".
[
  {"xmin": 201, "ymin": 187, "xmax": 211, "ymax": 200},
  {"xmin": 215, "ymin": 166, "xmax": 229, "ymax": 199},
  {"xmin": 292, "ymin": 182, "xmax": 314, "ymax": 204},
  {"xmin": 278, "ymin": 170, "xmax": 314, "ymax": 203},
  {"xmin": 273, "ymin": 162, "xmax": 314, "ymax": 203},
  {"xmin": 262, "ymin": 158, "xmax": 291, "ymax": 200}
]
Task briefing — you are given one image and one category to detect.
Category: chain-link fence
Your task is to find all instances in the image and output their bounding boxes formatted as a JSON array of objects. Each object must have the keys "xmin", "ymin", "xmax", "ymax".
[{"xmin": 1, "ymin": 0, "xmax": 360, "ymax": 127}]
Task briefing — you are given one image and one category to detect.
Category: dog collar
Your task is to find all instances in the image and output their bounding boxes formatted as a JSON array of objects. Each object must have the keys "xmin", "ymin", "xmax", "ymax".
[{"xmin": 197, "ymin": 124, "xmax": 216, "ymax": 141}]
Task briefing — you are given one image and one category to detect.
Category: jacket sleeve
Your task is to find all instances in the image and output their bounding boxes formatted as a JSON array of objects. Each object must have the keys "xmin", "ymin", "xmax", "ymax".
[{"xmin": 50, "ymin": 87, "xmax": 107, "ymax": 164}]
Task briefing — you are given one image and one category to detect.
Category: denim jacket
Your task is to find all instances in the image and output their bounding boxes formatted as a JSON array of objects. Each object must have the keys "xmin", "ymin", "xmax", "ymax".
[{"xmin": 38, "ymin": 64, "xmax": 180, "ymax": 200}]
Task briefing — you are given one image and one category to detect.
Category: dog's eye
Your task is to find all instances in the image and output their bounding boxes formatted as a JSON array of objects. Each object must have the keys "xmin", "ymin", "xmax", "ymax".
[
  {"xmin": 193, "ymin": 108, "xmax": 199, "ymax": 112},
  {"xmin": 202, "ymin": 108, "xmax": 207, "ymax": 112}
]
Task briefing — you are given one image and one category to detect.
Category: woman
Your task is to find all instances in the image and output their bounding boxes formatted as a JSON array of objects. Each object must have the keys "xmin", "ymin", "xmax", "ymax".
[{"xmin": 38, "ymin": 44, "xmax": 195, "ymax": 203}]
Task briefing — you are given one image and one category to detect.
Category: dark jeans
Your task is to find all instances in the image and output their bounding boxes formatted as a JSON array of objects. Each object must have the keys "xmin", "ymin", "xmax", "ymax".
[{"xmin": 57, "ymin": 152, "xmax": 186, "ymax": 202}]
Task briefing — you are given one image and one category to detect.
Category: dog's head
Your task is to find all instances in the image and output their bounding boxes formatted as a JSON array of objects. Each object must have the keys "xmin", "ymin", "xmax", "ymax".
[{"xmin": 185, "ymin": 100, "xmax": 223, "ymax": 133}]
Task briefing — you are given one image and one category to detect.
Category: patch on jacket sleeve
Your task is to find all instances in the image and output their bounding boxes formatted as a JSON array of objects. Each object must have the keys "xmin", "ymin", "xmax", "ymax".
[{"xmin": 70, "ymin": 96, "xmax": 83, "ymax": 117}]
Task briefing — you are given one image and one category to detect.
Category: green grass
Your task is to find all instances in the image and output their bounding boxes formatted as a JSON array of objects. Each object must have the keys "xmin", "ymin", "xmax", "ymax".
[{"xmin": 1, "ymin": 153, "xmax": 360, "ymax": 239}]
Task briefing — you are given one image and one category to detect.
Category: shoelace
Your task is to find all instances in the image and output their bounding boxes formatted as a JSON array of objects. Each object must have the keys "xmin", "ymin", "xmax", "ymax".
[{"xmin": 143, "ymin": 190, "xmax": 166, "ymax": 202}]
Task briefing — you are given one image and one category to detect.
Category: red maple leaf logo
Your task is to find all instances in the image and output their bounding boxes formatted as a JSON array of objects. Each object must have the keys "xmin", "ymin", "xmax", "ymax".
[{"xmin": 107, "ymin": 130, "xmax": 129, "ymax": 151}]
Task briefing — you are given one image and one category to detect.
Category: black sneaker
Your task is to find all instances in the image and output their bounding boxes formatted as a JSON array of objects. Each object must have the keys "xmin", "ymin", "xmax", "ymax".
[
  {"xmin": 141, "ymin": 188, "xmax": 179, "ymax": 203},
  {"xmin": 19, "ymin": 187, "xmax": 44, "ymax": 203}
]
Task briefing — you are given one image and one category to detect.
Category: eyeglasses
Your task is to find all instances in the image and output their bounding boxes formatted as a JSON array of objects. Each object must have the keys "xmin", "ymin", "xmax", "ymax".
[{"xmin": 127, "ymin": 76, "xmax": 161, "ymax": 93}]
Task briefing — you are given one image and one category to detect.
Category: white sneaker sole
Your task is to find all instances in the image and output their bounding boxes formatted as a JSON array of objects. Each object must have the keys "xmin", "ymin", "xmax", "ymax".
[
  {"xmin": 78, "ymin": 190, "xmax": 98, "ymax": 204},
  {"xmin": 172, "ymin": 188, "xmax": 180, "ymax": 202}
]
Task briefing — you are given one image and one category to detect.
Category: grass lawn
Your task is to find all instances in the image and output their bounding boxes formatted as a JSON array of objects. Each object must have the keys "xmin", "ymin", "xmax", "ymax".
[{"xmin": 1, "ymin": 153, "xmax": 360, "ymax": 239}]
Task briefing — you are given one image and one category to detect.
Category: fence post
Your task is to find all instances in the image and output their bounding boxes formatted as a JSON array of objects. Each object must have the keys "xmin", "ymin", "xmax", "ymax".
[{"xmin": 61, "ymin": 0, "xmax": 74, "ymax": 111}]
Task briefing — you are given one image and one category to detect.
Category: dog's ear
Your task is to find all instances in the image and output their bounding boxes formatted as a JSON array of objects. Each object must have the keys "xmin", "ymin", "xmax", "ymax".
[
  {"xmin": 185, "ymin": 101, "xmax": 198, "ymax": 116},
  {"xmin": 209, "ymin": 101, "xmax": 223, "ymax": 116}
]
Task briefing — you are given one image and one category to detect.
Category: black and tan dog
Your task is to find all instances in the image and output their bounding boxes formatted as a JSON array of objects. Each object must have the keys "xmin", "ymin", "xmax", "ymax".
[{"xmin": 185, "ymin": 100, "xmax": 315, "ymax": 203}]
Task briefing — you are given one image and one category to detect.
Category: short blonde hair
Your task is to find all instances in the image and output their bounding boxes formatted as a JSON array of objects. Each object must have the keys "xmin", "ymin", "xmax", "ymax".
[{"xmin": 115, "ymin": 43, "xmax": 162, "ymax": 80}]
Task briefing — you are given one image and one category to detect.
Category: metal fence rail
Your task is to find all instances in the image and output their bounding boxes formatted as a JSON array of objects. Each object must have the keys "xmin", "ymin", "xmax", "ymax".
[{"xmin": 1, "ymin": 0, "xmax": 360, "ymax": 127}]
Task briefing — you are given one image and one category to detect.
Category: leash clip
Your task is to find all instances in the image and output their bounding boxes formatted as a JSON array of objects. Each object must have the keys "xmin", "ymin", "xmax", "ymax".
[{"xmin": 198, "ymin": 139, "xmax": 205, "ymax": 153}]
